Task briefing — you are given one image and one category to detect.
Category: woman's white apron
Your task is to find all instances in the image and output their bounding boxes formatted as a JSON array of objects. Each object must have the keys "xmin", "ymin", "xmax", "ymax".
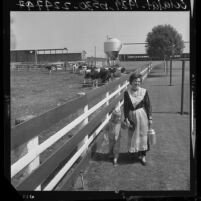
[{"xmin": 127, "ymin": 87, "xmax": 148, "ymax": 153}]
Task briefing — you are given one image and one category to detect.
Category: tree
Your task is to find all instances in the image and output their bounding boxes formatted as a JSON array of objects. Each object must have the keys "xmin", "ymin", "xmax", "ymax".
[{"xmin": 145, "ymin": 24, "xmax": 185, "ymax": 60}]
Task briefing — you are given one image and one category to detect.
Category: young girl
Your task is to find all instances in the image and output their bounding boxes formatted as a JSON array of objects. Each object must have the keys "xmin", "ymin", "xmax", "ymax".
[{"xmin": 105, "ymin": 108, "xmax": 122, "ymax": 166}]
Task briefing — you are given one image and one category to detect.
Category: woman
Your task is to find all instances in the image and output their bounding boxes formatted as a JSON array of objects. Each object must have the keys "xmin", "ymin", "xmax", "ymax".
[{"xmin": 124, "ymin": 73, "xmax": 152, "ymax": 165}]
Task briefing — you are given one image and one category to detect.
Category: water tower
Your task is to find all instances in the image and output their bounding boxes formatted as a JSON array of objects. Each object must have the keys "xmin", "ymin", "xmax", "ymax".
[{"xmin": 104, "ymin": 37, "xmax": 122, "ymax": 66}]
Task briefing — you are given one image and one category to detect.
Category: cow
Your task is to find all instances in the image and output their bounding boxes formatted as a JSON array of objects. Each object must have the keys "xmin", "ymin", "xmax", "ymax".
[
  {"xmin": 84, "ymin": 67, "xmax": 101, "ymax": 87},
  {"xmin": 71, "ymin": 63, "xmax": 78, "ymax": 73},
  {"xmin": 45, "ymin": 65, "xmax": 57, "ymax": 73},
  {"xmin": 84, "ymin": 66, "xmax": 124, "ymax": 87},
  {"xmin": 83, "ymin": 67, "xmax": 96, "ymax": 87},
  {"xmin": 99, "ymin": 68, "xmax": 112, "ymax": 84},
  {"xmin": 78, "ymin": 63, "xmax": 88, "ymax": 74},
  {"xmin": 121, "ymin": 67, "xmax": 126, "ymax": 73},
  {"xmin": 108, "ymin": 67, "xmax": 117, "ymax": 80}
]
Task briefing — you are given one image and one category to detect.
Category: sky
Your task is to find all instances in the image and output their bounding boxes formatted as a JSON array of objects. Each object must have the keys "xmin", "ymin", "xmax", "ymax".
[{"xmin": 11, "ymin": 11, "xmax": 190, "ymax": 57}]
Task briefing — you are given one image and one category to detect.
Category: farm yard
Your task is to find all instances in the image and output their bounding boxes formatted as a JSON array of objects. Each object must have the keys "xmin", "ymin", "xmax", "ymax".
[
  {"xmin": 10, "ymin": 61, "xmax": 153, "ymax": 186},
  {"xmin": 10, "ymin": 60, "xmax": 190, "ymax": 190},
  {"xmin": 7, "ymin": 9, "xmax": 193, "ymax": 195},
  {"xmin": 11, "ymin": 70, "xmax": 85, "ymax": 127},
  {"xmin": 10, "ymin": 61, "xmax": 155, "ymax": 127}
]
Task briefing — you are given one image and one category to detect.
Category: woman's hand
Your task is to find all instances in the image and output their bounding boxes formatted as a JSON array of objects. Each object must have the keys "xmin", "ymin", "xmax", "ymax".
[
  {"xmin": 125, "ymin": 118, "xmax": 131, "ymax": 127},
  {"xmin": 148, "ymin": 119, "xmax": 153, "ymax": 128}
]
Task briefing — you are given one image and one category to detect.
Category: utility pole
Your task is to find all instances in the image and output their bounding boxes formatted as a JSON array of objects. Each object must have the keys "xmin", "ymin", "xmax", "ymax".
[
  {"xmin": 180, "ymin": 60, "xmax": 185, "ymax": 115},
  {"xmin": 35, "ymin": 50, "xmax": 38, "ymax": 64},
  {"xmin": 169, "ymin": 58, "xmax": 172, "ymax": 85},
  {"xmin": 94, "ymin": 46, "xmax": 96, "ymax": 67},
  {"xmin": 169, "ymin": 44, "xmax": 175, "ymax": 86}
]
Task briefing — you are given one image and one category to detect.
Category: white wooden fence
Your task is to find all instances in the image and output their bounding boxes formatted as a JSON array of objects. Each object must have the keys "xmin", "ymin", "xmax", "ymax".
[{"xmin": 11, "ymin": 63, "xmax": 153, "ymax": 190}]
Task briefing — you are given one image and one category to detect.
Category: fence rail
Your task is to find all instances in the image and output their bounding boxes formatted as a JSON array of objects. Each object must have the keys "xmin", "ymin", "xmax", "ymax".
[{"xmin": 11, "ymin": 62, "xmax": 154, "ymax": 191}]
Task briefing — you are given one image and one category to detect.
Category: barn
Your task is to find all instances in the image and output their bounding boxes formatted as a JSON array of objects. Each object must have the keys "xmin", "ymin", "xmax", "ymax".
[{"xmin": 10, "ymin": 48, "xmax": 87, "ymax": 64}]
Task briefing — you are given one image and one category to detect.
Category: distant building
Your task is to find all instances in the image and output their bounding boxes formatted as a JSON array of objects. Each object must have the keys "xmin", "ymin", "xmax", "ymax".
[
  {"xmin": 119, "ymin": 53, "xmax": 189, "ymax": 61},
  {"xmin": 86, "ymin": 57, "xmax": 107, "ymax": 67},
  {"xmin": 11, "ymin": 50, "xmax": 36, "ymax": 63},
  {"xmin": 10, "ymin": 48, "xmax": 87, "ymax": 64},
  {"xmin": 119, "ymin": 54, "xmax": 150, "ymax": 61}
]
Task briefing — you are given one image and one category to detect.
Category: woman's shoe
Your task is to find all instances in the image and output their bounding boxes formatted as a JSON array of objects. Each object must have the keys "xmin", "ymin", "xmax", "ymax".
[{"xmin": 141, "ymin": 156, "xmax": 147, "ymax": 166}]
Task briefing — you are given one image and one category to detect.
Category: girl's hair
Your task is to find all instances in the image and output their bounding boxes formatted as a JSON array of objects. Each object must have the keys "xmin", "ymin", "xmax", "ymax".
[{"xmin": 129, "ymin": 73, "xmax": 142, "ymax": 84}]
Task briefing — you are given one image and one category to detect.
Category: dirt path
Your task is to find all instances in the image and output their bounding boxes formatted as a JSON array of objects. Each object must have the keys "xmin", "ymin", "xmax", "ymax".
[{"xmin": 76, "ymin": 61, "xmax": 190, "ymax": 191}]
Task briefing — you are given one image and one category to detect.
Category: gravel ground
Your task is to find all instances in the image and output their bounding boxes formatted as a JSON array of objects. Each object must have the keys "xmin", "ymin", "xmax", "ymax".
[{"xmin": 76, "ymin": 61, "xmax": 190, "ymax": 191}]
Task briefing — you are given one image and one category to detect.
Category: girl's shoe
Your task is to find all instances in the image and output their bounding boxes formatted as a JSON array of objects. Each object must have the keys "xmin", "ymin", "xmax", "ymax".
[{"xmin": 113, "ymin": 158, "xmax": 118, "ymax": 167}]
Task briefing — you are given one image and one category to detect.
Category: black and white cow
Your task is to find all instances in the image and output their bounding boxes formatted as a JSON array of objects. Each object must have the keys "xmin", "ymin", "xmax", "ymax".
[
  {"xmin": 45, "ymin": 65, "xmax": 57, "ymax": 73},
  {"xmin": 84, "ymin": 67, "xmax": 100, "ymax": 87},
  {"xmin": 99, "ymin": 68, "xmax": 112, "ymax": 84},
  {"xmin": 84, "ymin": 66, "xmax": 113, "ymax": 87}
]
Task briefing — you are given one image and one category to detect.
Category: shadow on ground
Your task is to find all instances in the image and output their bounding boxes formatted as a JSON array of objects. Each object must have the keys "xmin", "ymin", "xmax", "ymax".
[
  {"xmin": 147, "ymin": 74, "xmax": 167, "ymax": 78},
  {"xmin": 150, "ymin": 84, "xmax": 189, "ymax": 86},
  {"xmin": 91, "ymin": 152, "xmax": 141, "ymax": 165},
  {"xmin": 152, "ymin": 111, "xmax": 189, "ymax": 115},
  {"xmin": 153, "ymin": 111, "xmax": 179, "ymax": 114}
]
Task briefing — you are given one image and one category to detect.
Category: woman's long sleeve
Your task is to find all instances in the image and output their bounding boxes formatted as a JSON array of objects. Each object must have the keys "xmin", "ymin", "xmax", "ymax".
[
  {"xmin": 144, "ymin": 90, "xmax": 152, "ymax": 120},
  {"xmin": 123, "ymin": 91, "xmax": 130, "ymax": 119}
]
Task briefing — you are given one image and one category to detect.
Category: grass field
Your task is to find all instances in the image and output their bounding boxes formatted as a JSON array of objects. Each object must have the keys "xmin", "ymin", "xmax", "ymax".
[
  {"xmin": 11, "ymin": 70, "xmax": 88, "ymax": 127},
  {"xmin": 10, "ymin": 61, "xmax": 160, "ymax": 127}
]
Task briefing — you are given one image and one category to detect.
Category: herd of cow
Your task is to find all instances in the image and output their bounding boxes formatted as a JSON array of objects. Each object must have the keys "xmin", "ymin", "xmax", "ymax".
[
  {"xmin": 44, "ymin": 63, "xmax": 126, "ymax": 87},
  {"xmin": 82, "ymin": 65, "xmax": 126, "ymax": 87}
]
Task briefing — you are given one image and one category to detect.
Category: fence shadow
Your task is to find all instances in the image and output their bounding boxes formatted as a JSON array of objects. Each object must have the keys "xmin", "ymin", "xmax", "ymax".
[
  {"xmin": 151, "ymin": 84, "xmax": 190, "ymax": 86},
  {"xmin": 152, "ymin": 111, "xmax": 189, "ymax": 115},
  {"xmin": 147, "ymin": 74, "xmax": 166, "ymax": 78},
  {"xmin": 91, "ymin": 152, "xmax": 140, "ymax": 165}
]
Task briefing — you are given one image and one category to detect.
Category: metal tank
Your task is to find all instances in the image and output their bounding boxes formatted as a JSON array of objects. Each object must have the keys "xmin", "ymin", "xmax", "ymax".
[{"xmin": 104, "ymin": 38, "xmax": 122, "ymax": 60}]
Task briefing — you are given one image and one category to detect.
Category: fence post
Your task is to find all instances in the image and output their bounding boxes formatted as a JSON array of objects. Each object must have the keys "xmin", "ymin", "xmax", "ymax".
[
  {"xmin": 118, "ymin": 84, "xmax": 121, "ymax": 109},
  {"xmin": 147, "ymin": 65, "xmax": 149, "ymax": 76},
  {"xmin": 12, "ymin": 137, "xmax": 41, "ymax": 191},
  {"xmin": 126, "ymin": 80, "xmax": 129, "ymax": 89},
  {"xmin": 102, "ymin": 91, "xmax": 110, "ymax": 145},
  {"xmin": 78, "ymin": 104, "xmax": 89, "ymax": 155},
  {"xmin": 26, "ymin": 138, "xmax": 40, "ymax": 172},
  {"xmin": 14, "ymin": 115, "xmax": 41, "ymax": 190},
  {"xmin": 149, "ymin": 63, "xmax": 151, "ymax": 74},
  {"xmin": 164, "ymin": 60, "xmax": 166, "ymax": 73},
  {"xmin": 27, "ymin": 137, "xmax": 41, "ymax": 190},
  {"xmin": 106, "ymin": 92, "xmax": 109, "ymax": 119}
]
